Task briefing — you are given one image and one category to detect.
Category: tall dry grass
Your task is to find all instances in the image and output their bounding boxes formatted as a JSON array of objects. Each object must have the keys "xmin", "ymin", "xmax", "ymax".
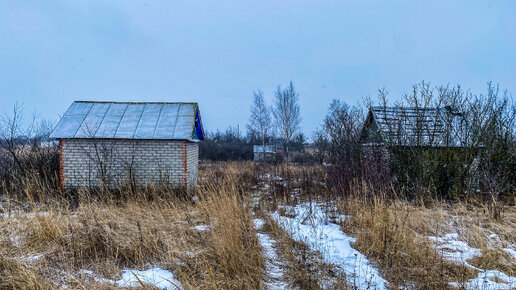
[
  {"xmin": 0, "ymin": 161, "xmax": 263, "ymax": 289},
  {"xmin": 2, "ymin": 160, "xmax": 514, "ymax": 289},
  {"xmin": 261, "ymin": 164, "xmax": 516, "ymax": 288},
  {"xmin": 335, "ymin": 187, "xmax": 466, "ymax": 288}
]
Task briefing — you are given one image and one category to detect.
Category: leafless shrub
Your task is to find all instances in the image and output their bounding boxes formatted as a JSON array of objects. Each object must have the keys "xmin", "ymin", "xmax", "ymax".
[
  {"xmin": 317, "ymin": 82, "xmax": 515, "ymax": 200},
  {"xmin": 0, "ymin": 103, "xmax": 59, "ymax": 200},
  {"xmin": 315, "ymin": 99, "xmax": 368, "ymax": 192}
]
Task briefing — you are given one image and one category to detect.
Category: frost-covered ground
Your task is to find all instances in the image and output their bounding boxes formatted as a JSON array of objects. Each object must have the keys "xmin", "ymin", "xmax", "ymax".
[
  {"xmin": 429, "ymin": 232, "xmax": 516, "ymax": 289},
  {"xmin": 272, "ymin": 202, "xmax": 388, "ymax": 289}
]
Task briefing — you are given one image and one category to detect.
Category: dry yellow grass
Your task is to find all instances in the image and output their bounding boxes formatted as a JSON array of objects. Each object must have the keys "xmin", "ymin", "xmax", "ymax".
[
  {"xmin": 0, "ymin": 161, "xmax": 263, "ymax": 289},
  {"xmin": 1, "ymin": 161, "xmax": 514, "ymax": 289},
  {"xmin": 334, "ymin": 187, "xmax": 516, "ymax": 288},
  {"xmin": 262, "ymin": 164, "xmax": 516, "ymax": 289}
]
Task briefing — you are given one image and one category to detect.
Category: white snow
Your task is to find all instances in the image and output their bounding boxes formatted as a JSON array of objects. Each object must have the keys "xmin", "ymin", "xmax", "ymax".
[
  {"xmin": 257, "ymin": 232, "xmax": 289, "ymax": 289},
  {"xmin": 116, "ymin": 268, "xmax": 182, "ymax": 290},
  {"xmin": 503, "ymin": 248, "xmax": 516, "ymax": 260},
  {"xmin": 1, "ymin": 211, "xmax": 50, "ymax": 219},
  {"xmin": 429, "ymin": 232, "xmax": 516, "ymax": 288},
  {"xmin": 192, "ymin": 224, "xmax": 209, "ymax": 231},
  {"xmin": 76, "ymin": 267, "xmax": 182, "ymax": 289},
  {"xmin": 253, "ymin": 218, "xmax": 289, "ymax": 289},
  {"xmin": 488, "ymin": 233, "xmax": 499, "ymax": 240},
  {"xmin": 272, "ymin": 203, "xmax": 388, "ymax": 289},
  {"xmin": 428, "ymin": 233, "xmax": 482, "ymax": 269},
  {"xmin": 183, "ymin": 249, "xmax": 205, "ymax": 258},
  {"xmin": 27, "ymin": 212, "xmax": 50, "ymax": 218},
  {"xmin": 488, "ymin": 234, "xmax": 516, "ymax": 260},
  {"xmin": 10, "ymin": 235, "xmax": 22, "ymax": 247},
  {"xmin": 20, "ymin": 254, "xmax": 42, "ymax": 262},
  {"xmin": 253, "ymin": 218, "xmax": 265, "ymax": 230},
  {"xmin": 450, "ymin": 270, "xmax": 516, "ymax": 289}
]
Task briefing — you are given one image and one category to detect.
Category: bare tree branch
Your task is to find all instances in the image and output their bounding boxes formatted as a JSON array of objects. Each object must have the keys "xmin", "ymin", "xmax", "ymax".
[
  {"xmin": 247, "ymin": 89, "xmax": 272, "ymax": 159},
  {"xmin": 273, "ymin": 81, "xmax": 301, "ymax": 161}
]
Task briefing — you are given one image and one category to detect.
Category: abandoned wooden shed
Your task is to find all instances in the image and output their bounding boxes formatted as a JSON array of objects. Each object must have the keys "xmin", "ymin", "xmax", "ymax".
[
  {"xmin": 360, "ymin": 106, "xmax": 476, "ymax": 187},
  {"xmin": 361, "ymin": 106, "xmax": 471, "ymax": 148},
  {"xmin": 50, "ymin": 101, "xmax": 204, "ymax": 190}
]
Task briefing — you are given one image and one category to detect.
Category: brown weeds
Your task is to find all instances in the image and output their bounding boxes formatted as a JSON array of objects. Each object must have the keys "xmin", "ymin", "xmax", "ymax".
[{"xmin": 0, "ymin": 161, "xmax": 263, "ymax": 289}]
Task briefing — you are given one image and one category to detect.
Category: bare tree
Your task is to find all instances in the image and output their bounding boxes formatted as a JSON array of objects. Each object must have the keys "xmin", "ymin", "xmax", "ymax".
[
  {"xmin": 0, "ymin": 102, "xmax": 35, "ymax": 173},
  {"xmin": 247, "ymin": 89, "xmax": 272, "ymax": 160},
  {"xmin": 273, "ymin": 81, "xmax": 301, "ymax": 161}
]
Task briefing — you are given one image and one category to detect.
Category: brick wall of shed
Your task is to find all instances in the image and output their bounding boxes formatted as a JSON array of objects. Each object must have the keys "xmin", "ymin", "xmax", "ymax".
[
  {"xmin": 186, "ymin": 142, "xmax": 199, "ymax": 189},
  {"xmin": 60, "ymin": 139, "xmax": 199, "ymax": 189}
]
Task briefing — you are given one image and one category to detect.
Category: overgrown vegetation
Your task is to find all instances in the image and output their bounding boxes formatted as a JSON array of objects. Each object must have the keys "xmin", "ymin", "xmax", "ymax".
[
  {"xmin": 316, "ymin": 82, "xmax": 515, "ymax": 201},
  {"xmin": 1, "ymin": 162, "xmax": 264, "ymax": 289},
  {"xmin": 1, "ymin": 160, "xmax": 515, "ymax": 289},
  {"xmin": 1, "ymin": 81, "xmax": 514, "ymax": 289},
  {"xmin": 261, "ymin": 164, "xmax": 516, "ymax": 289}
]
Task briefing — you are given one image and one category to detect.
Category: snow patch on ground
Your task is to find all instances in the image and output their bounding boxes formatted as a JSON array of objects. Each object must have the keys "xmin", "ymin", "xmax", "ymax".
[
  {"xmin": 503, "ymin": 248, "xmax": 516, "ymax": 260},
  {"xmin": 488, "ymin": 234, "xmax": 516, "ymax": 260},
  {"xmin": 19, "ymin": 254, "xmax": 42, "ymax": 262},
  {"xmin": 192, "ymin": 224, "xmax": 209, "ymax": 231},
  {"xmin": 10, "ymin": 235, "xmax": 22, "ymax": 247},
  {"xmin": 253, "ymin": 218, "xmax": 265, "ymax": 230},
  {"xmin": 0, "ymin": 211, "xmax": 49, "ymax": 219},
  {"xmin": 429, "ymin": 232, "xmax": 516, "ymax": 288},
  {"xmin": 428, "ymin": 233, "xmax": 481, "ymax": 269},
  {"xmin": 272, "ymin": 203, "xmax": 388, "ymax": 289},
  {"xmin": 254, "ymin": 218, "xmax": 289, "ymax": 289},
  {"xmin": 116, "ymin": 268, "xmax": 182, "ymax": 289},
  {"xmin": 78, "ymin": 267, "xmax": 182, "ymax": 289},
  {"xmin": 450, "ymin": 270, "xmax": 516, "ymax": 289}
]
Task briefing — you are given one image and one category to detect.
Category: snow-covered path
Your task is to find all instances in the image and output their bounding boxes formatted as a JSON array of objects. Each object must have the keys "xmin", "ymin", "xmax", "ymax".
[
  {"xmin": 272, "ymin": 202, "xmax": 388, "ymax": 289},
  {"xmin": 254, "ymin": 219, "xmax": 290, "ymax": 290}
]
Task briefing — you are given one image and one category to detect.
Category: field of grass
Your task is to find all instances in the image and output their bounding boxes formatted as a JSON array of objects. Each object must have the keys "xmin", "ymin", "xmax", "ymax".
[{"xmin": 1, "ymin": 162, "xmax": 515, "ymax": 289}]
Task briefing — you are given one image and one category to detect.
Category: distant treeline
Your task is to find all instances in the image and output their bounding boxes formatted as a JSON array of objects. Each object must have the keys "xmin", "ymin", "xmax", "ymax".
[{"xmin": 199, "ymin": 126, "xmax": 306, "ymax": 161}]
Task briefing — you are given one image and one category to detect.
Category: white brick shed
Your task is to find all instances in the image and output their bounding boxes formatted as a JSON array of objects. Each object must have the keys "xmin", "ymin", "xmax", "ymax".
[{"xmin": 50, "ymin": 101, "xmax": 204, "ymax": 190}]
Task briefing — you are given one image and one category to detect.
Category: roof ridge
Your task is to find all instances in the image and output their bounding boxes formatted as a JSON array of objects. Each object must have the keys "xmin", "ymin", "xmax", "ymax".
[
  {"xmin": 74, "ymin": 101, "xmax": 198, "ymax": 105},
  {"xmin": 371, "ymin": 106, "xmax": 440, "ymax": 110}
]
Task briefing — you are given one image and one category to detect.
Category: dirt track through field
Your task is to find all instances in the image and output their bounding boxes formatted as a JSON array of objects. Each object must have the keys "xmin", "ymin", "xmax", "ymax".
[{"xmin": 254, "ymin": 218, "xmax": 290, "ymax": 289}]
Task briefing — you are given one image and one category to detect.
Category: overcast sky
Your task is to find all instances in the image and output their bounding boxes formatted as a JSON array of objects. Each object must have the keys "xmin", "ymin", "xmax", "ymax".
[{"xmin": 1, "ymin": 0, "xmax": 515, "ymax": 137}]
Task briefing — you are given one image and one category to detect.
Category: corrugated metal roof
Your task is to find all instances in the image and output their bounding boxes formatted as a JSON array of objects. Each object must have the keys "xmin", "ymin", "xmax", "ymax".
[
  {"xmin": 364, "ymin": 106, "xmax": 471, "ymax": 147},
  {"xmin": 50, "ymin": 101, "xmax": 203, "ymax": 140}
]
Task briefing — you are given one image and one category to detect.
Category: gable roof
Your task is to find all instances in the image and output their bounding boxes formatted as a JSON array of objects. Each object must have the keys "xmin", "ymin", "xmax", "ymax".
[
  {"xmin": 362, "ymin": 106, "xmax": 471, "ymax": 147},
  {"xmin": 50, "ymin": 101, "xmax": 204, "ymax": 141}
]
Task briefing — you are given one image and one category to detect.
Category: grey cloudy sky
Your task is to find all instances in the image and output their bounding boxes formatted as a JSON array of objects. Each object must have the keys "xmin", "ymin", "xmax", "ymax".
[{"xmin": 1, "ymin": 0, "xmax": 515, "ymax": 136}]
